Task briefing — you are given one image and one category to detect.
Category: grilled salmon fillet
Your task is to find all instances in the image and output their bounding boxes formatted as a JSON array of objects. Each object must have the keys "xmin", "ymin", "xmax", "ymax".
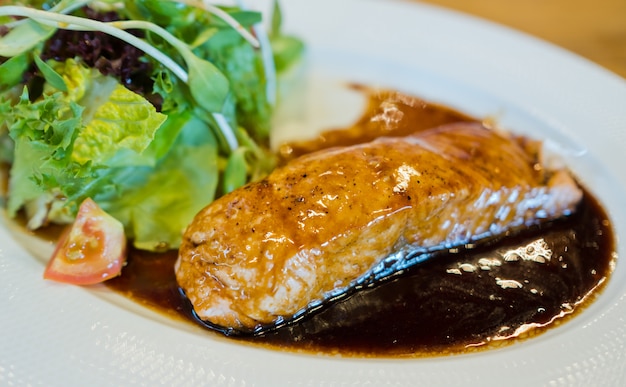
[{"xmin": 175, "ymin": 122, "xmax": 583, "ymax": 332}]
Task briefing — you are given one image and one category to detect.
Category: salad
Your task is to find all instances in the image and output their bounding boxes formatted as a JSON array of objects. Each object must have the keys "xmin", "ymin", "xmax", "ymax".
[{"xmin": 0, "ymin": 0, "xmax": 303, "ymax": 270}]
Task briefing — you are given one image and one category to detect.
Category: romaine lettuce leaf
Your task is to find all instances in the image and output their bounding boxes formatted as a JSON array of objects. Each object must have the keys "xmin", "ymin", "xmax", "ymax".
[
  {"xmin": 1, "ymin": 1, "xmax": 304, "ymax": 252},
  {"xmin": 72, "ymin": 83, "xmax": 166, "ymax": 165},
  {"xmin": 5, "ymin": 57, "xmax": 218, "ymax": 250},
  {"xmin": 42, "ymin": 59, "xmax": 167, "ymax": 165}
]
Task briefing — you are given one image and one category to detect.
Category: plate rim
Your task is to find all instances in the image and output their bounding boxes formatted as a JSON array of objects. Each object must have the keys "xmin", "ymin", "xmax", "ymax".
[{"xmin": 2, "ymin": 0, "xmax": 626, "ymax": 385}]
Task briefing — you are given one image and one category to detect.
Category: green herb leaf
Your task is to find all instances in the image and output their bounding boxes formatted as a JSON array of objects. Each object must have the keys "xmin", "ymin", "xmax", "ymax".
[
  {"xmin": 0, "ymin": 18, "xmax": 54, "ymax": 57},
  {"xmin": 184, "ymin": 54, "xmax": 230, "ymax": 113},
  {"xmin": 1, "ymin": 0, "xmax": 304, "ymax": 251},
  {"xmin": 271, "ymin": 35, "xmax": 305, "ymax": 72},
  {"xmin": 270, "ymin": 0, "xmax": 282, "ymax": 37},
  {"xmin": 0, "ymin": 53, "xmax": 30, "ymax": 90},
  {"xmin": 34, "ymin": 56, "xmax": 68, "ymax": 92},
  {"xmin": 222, "ymin": 146, "xmax": 248, "ymax": 194}
]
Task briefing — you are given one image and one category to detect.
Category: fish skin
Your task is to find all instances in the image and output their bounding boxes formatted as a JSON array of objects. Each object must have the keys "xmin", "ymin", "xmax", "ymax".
[{"xmin": 175, "ymin": 122, "xmax": 582, "ymax": 331}]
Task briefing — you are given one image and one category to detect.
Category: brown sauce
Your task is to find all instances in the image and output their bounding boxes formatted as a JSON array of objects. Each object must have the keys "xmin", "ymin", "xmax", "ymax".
[
  {"xmin": 278, "ymin": 85, "xmax": 477, "ymax": 162},
  {"xmin": 107, "ymin": 191, "xmax": 613, "ymax": 357},
  {"xmin": 105, "ymin": 88, "xmax": 615, "ymax": 357}
]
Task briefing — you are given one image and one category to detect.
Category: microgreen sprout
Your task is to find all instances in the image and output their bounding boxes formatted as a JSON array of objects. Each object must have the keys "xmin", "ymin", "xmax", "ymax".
[
  {"xmin": 174, "ymin": 0, "xmax": 260, "ymax": 48},
  {"xmin": 0, "ymin": 0, "xmax": 302, "ymax": 251},
  {"xmin": 235, "ymin": 0, "xmax": 277, "ymax": 106},
  {"xmin": 0, "ymin": 4, "xmax": 245, "ymax": 150},
  {"xmin": 0, "ymin": 6, "xmax": 188, "ymax": 81}
]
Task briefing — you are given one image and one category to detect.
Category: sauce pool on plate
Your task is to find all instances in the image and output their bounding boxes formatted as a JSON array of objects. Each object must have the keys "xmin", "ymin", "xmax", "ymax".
[{"xmin": 106, "ymin": 88, "xmax": 615, "ymax": 357}]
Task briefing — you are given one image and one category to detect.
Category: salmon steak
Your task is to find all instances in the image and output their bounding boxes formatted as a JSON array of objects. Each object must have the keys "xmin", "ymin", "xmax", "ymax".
[{"xmin": 175, "ymin": 122, "xmax": 583, "ymax": 333}]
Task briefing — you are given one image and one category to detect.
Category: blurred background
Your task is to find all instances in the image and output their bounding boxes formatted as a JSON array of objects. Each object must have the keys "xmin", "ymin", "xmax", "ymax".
[{"xmin": 419, "ymin": 0, "xmax": 626, "ymax": 79}]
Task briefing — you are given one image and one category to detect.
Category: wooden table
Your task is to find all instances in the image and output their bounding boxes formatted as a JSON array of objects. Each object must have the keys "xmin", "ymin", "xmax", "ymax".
[{"xmin": 419, "ymin": 0, "xmax": 626, "ymax": 79}]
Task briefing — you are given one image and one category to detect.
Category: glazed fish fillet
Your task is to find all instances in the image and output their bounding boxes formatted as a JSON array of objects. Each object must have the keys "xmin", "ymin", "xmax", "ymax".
[{"xmin": 175, "ymin": 122, "xmax": 583, "ymax": 332}]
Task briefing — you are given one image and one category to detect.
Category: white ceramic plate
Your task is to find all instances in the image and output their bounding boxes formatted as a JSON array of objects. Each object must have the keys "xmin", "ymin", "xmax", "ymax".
[{"xmin": 2, "ymin": 0, "xmax": 626, "ymax": 385}]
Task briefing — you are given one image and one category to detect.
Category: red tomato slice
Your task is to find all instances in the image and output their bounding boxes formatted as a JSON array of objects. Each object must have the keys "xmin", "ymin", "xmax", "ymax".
[{"xmin": 44, "ymin": 198, "xmax": 127, "ymax": 285}]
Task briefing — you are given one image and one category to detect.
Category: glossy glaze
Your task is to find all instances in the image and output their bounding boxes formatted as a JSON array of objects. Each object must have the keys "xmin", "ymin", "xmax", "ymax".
[
  {"xmin": 176, "ymin": 121, "xmax": 583, "ymax": 331},
  {"xmin": 107, "ymin": 89, "xmax": 614, "ymax": 356}
]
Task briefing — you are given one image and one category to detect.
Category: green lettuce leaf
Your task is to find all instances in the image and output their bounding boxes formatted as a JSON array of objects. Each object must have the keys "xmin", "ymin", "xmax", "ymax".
[
  {"xmin": 1, "ymin": 1, "xmax": 304, "ymax": 251},
  {"xmin": 72, "ymin": 83, "xmax": 166, "ymax": 165},
  {"xmin": 199, "ymin": 28, "xmax": 272, "ymax": 140},
  {"xmin": 5, "ymin": 59, "xmax": 174, "ymax": 236},
  {"xmin": 6, "ymin": 88, "xmax": 83, "ymax": 218},
  {"xmin": 42, "ymin": 59, "xmax": 167, "ymax": 165},
  {"xmin": 97, "ymin": 111, "xmax": 219, "ymax": 250},
  {"xmin": 5, "ymin": 59, "xmax": 218, "ymax": 249}
]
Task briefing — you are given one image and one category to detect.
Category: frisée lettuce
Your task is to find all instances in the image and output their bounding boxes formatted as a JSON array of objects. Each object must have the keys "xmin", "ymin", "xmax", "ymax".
[{"xmin": 0, "ymin": 0, "xmax": 303, "ymax": 251}]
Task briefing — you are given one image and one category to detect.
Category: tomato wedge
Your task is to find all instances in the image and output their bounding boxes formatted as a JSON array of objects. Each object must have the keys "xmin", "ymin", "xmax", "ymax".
[{"xmin": 44, "ymin": 198, "xmax": 127, "ymax": 285}]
